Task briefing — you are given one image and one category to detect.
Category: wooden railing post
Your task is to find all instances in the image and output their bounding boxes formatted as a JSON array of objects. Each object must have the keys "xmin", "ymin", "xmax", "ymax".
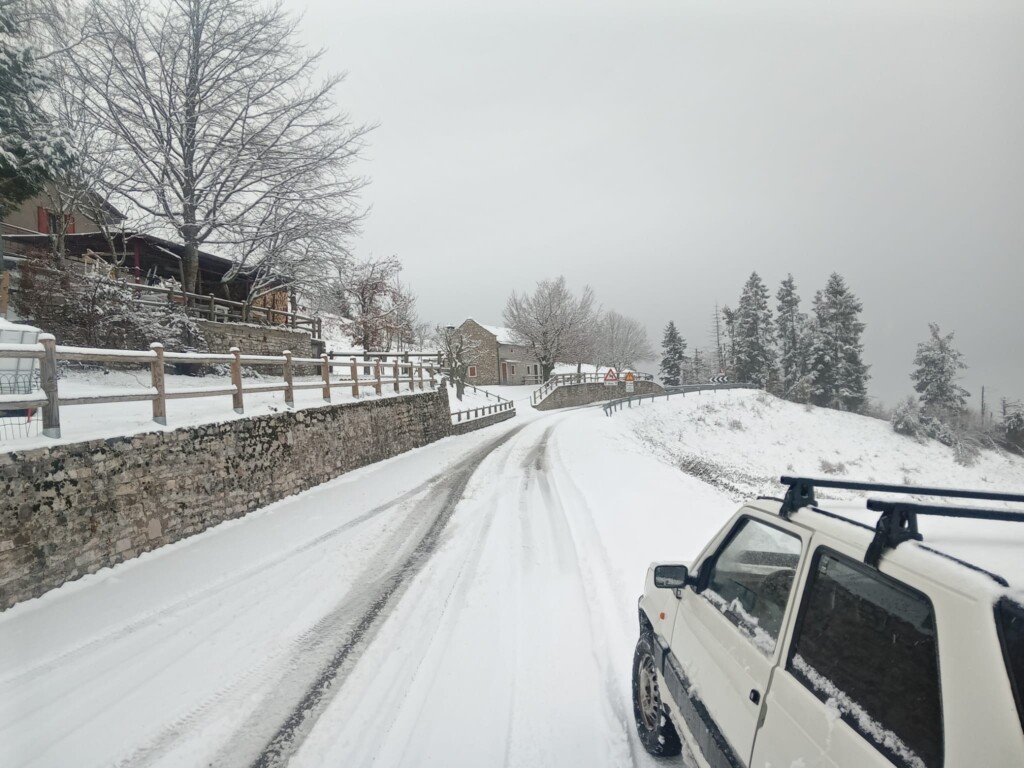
[
  {"xmin": 350, "ymin": 357, "xmax": 359, "ymax": 397},
  {"xmin": 0, "ymin": 271, "xmax": 10, "ymax": 317},
  {"xmin": 230, "ymin": 347, "xmax": 244, "ymax": 413},
  {"xmin": 392, "ymin": 361, "xmax": 400, "ymax": 393},
  {"xmin": 283, "ymin": 350, "xmax": 294, "ymax": 407},
  {"xmin": 374, "ymin": 359, "xmax": 382, "ymax": 395},
  {"xmin": 39, "ymin": 333, "xmax": 60, "ymax": 438},
  {"xmin": 150, "ymin": 342, "xmax": 166, "ymax": 424},
  {"xmin": 418, "ymin": 365, "xmax": 424, "ymax": 391},
  {"xmin": 427, "ymin": 365, "xmax": 436, "ymax": 389},
  {"xmin": 408, "ymin": 360, "xmax": 415, "ymax": 391},
  {"xmin": 207, "ymin": 293, "xmax": 215, "ymax": 321},
  {"xmin": 321, "ymin": 353, "xmax": 331, "ymax": 402}
]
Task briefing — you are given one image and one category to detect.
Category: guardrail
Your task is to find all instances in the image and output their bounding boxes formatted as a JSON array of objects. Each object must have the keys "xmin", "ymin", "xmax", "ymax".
[
  {"xmin": 451, "ymin": 400, "xmax": 515, "ymax": 425},
  {"xmin": 530, "ymin": 371, "xmax": 655, "ymax": 406},
  {"xmin": 0, "ymin": 335, "xmax": 439, "ymax": 439},
  {"xmin": 601, "ymin": 382, "xmax": 758, "ymax": 416}
]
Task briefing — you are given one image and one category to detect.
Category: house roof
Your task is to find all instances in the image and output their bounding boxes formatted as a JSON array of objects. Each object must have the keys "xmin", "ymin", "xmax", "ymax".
[{"xmin": 462, "ymin": 319, "xmax": 517, "ymax": 344}]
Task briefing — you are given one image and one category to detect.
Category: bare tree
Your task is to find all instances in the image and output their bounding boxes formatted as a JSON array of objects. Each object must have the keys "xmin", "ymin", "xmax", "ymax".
[
  {"xmin": 339, "ymin": 256, "xmax": 413, "ymax": 351},
  {"xmin": 75, "ymin": 0, "xmax": 369, "ymax": 293},
  {"xmin": 503, "ymin": 276, "xmax": 596, "ymax": 380},
  {"xmin": 597, "ymin": 310, "xmax": 655, "ymax": 373},
  {"xmin": 435, "ymin": 324, "xmax": 480, "ymax": 401}
]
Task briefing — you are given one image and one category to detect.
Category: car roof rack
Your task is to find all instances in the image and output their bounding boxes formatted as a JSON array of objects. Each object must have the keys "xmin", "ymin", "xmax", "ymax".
[{"xmin": 778, "ymin": 476, "xmax": 1024, "ymax": 568}]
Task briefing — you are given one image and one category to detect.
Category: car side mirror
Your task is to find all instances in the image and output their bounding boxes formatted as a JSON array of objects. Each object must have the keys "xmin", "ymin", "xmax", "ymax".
[{"xmin": 654, "ymin": 564, "xmax": 689, "ymax": 589}]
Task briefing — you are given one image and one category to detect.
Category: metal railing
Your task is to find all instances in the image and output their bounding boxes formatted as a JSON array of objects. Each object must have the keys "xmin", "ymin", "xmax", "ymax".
[
  {"xmin": 602, "ymin": 382, "xmax": 758, "ymax": 416},
  {"xmin": 0, "ymin": 336, "xmax": 439, "ymax": 439},
  {"xmin": 530, "ymin": 371, "xmax": 656, "ymax": 406},
  {"xmin": 451, "ymin": 400, "xmax": 515, "ymax": 425}
]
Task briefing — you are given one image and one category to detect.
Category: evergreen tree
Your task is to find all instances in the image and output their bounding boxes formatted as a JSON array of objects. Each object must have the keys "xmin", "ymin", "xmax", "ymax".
[
  {"xmin": 806, "ymin": 273, "xmax": 870, "ymax": 411},
  {"xmin": 732, "ymin": 272, "xmax": 777, "ymax": 389},
  {"xmin": 659, "ymin": 321, "xmax": 687, "ymax": 386},
  {"xmin": 0, "ymin": 2, "xmax": 69, "ymax": 217},
  {"xmin": 720, "ymin": 305, "xmax": 736, "ymax": 379},
  {"xmin": 911, "ymin": 323, "xmax": 970, "ymax": 421},
  {"xmin": 776, "ymin": 274, "xmax": 810, "ymax": 401},
  {"xmin": 690, "ymin": 348, "xmax": 704, "ymax": 384}
]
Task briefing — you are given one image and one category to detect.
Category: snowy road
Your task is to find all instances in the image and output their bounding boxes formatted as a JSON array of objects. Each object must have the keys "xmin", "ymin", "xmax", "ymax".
[{"xmin": 1, "ymin": 403, "xmax": 736, "ymax": 768}]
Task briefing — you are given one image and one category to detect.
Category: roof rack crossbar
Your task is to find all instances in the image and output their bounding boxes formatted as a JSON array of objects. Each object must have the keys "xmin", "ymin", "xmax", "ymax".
[
  {"xmin": 863, "ymin": 499, "xmax": 1024, "ymax": 567},
  {"xmin": 778, "ymin": 475, "xmax": 1024, "ymax": 519}
]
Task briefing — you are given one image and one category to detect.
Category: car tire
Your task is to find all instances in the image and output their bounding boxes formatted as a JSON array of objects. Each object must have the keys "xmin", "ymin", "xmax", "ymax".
[{"xmin": 632, "ymin": 631, "xmax": 683, "ymax": 757}]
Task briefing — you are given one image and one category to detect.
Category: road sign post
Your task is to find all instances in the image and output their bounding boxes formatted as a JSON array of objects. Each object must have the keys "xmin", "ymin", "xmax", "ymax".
[
  {"xmin": 625, "ymin": 371, "xmax": 635, "ymax": 393},
  {"xmin": 603, "ymin": 368, "xmax": 618, "ymax": 386}
]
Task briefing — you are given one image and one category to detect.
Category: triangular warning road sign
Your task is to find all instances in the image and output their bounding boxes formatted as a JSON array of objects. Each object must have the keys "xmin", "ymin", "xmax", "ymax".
[
  {"xmin": 603, "ymin": 368, "xmax": 618, "ymax": 382},
  {"xmin": 624, "ymin": 371, "xmax": 635, "ymax": 382}
]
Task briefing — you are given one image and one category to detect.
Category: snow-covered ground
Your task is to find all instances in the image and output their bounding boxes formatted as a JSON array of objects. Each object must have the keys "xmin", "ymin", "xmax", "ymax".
[
  {"xmin": 0, "ymin": 367, "xmax": 438, "ymax": 452},
  {"xmin": 2, "ymin": 390, "xmax": 1022, "ymax": 767}
]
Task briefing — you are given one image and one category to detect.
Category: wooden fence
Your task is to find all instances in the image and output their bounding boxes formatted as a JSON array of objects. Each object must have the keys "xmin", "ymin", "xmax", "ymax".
[{"xmin": 0, "ymin": 335, "xmax": 438, "ymax": 439}]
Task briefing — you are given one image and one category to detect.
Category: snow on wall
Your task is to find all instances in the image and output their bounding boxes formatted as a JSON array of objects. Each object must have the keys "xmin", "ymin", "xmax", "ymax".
[{"xmin": 0, "ymin": 387, "xmax": 451, "ymax": 610}]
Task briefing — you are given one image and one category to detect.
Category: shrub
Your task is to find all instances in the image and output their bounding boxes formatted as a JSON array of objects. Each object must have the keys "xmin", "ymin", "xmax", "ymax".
[{"xmin": 15, "ymin": 257, "xmax": 206, "ymax": 353}]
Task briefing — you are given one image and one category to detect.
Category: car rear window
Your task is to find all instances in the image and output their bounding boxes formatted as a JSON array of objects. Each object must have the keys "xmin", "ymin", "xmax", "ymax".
[
  {"xmin": 788, "ymin": 550, "xmax": 942, "ymax": 768},
  {"xmin": 996, "ymin": 597, "xmax": 1024, "ymax": 734}
]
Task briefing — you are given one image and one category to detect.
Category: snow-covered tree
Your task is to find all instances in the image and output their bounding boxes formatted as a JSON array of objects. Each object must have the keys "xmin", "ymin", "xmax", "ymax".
[
  {"xmin": 719, "ymin": 304, "xmax": 736, "ymax": 379},
  {"xmin": 911, "ymin": 323, "xmax": 970, "ymax": 421},
  {"xmin": 659, "ymin": 321, "xmax": 687, "ymax": 386},
  {"xmin": 436, "ymin": 324, "xmax": 480, "ymax": 401},
  {"xmin": 597, "ymin": 311, "xmax": 655, "ymax": 373},
  {"xmin": 732, "ymin": 272, "xmax": 777, "ymax": 389},
  {"xmin": 776, "ymin": 274, "xmax": 810, "ymax": 401},
  {"xmin": 0, "ymin": 0, "xmax": 70, "ymax": 218},
  {"xmin": 338, "ymin": 256, "xmax": 413, "ymax": 351},
  {"xmin": 503, "ymin": 276, "xmax": 596, "ymax": 380},
  {"xmin": 806, "ymin": 273, "xmax": 870, "ymax": 412},
  {"xmin": 75, "ymin": 0, "xmax": 368, "ymax": 293}
]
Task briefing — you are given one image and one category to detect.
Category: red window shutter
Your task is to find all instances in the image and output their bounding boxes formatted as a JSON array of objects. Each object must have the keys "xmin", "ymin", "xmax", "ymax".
[
  {"xmin": 67, "ymin": 215, "xmax": 76, "ymax": 234},
  {"xmin": 37, "ymin": 207, "xmax": 48, "ymax": 234}
]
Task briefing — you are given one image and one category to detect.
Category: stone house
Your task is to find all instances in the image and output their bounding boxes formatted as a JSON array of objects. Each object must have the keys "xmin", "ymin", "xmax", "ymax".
[{"xmin": 457, "ymin": 319, "xmax": 543, "ymax": 386}]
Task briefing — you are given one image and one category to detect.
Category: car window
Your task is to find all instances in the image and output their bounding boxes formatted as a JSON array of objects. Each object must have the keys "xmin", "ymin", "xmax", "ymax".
[
  {"xmin": 788, "ymin": 550, "xmax": 942, "ymax": 768},
  {"xmin": 702, "ymin": 518, "xmax": 802, "ymax": 654},
  {"xmin": 996, "ymin": 597, "xmax": 1024, "ymax": 734}
]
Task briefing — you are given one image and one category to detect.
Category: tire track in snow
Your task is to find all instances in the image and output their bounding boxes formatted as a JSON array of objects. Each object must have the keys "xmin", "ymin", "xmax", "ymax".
[
  {"xmin": 244, "ymin": 424, "xmax": 529, "ymax": 768},
  {"xmin": 2, "ymin": 473, "xmax": 444, "ymax": 691}
]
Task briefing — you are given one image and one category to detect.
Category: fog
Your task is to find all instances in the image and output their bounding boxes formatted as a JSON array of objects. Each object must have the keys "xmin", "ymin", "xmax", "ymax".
[{"xmin": 299, "ymin": 0, "xmax": 1024, "ymax": 408}]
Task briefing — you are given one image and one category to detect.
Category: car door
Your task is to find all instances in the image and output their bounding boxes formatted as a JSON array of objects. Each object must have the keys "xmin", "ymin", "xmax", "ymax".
[
  {"xmin": 667, "ymin": 513, "xmax": 807, "ymax": 767},
  {"xmin": 751, "ymin": 531, "xmax": 944, "ymax": 768}
]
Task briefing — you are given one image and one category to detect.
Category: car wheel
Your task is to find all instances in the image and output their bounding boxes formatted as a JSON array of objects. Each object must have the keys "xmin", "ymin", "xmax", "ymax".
[{"xmin": 632, "ymin": 632, "xmax": 682, "ymax": 757}]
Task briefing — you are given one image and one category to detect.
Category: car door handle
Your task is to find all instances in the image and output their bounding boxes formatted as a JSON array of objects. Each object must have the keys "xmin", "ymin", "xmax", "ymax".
[{"xmin": 749, "ymin": 689, "xmax": 761, "ymax": 705}]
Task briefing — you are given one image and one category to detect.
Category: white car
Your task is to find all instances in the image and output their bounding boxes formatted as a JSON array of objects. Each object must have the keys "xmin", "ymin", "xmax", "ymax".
[{"xmin": 633, "ymin": 476, "xmax": 1024, "ymax": 768}]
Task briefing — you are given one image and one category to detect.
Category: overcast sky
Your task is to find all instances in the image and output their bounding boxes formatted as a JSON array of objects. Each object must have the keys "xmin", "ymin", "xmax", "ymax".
[{"xmin": 299, "ymin": 0, "xmax": 1023, "ymax": 408}]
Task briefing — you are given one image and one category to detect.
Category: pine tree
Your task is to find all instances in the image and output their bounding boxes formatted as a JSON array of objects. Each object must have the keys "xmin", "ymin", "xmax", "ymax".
[
  {"xmin": 0, "ymin": 3, "xmax": 69, "ymax": 217},
  {"xmin": 732, "ymin": 272, "xmax": 777, "ymax": 389},
  {"xmin": 911, "ymin": 323, "xmax": 970, "ymax": 421},
  {"xmin": 690, "ymin": 348, "xmax": 704, "ymax": 384},
  {"xmin": 776, "ymin": 274, "xmax": 809, "ymax": 400},
  {"xmin": 659, "ymin": 321, "xmax": 687, "ymax": 386},
  {"xmin": 806, "ymin": 273, "xmax": 870, "ymax": 411}
]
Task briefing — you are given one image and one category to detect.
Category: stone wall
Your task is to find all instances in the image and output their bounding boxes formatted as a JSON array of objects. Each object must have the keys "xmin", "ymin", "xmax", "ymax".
[
  {"xmin": 458, "ymin": 320, "xmax": 499, "ymax": 385},
  {"xmin": 196, "ymin": 319, "xmax": 323, "ymax": 359},
  {"xmin": 450, "ymin": 408, "xmax": 516, "ymax": 436},
  {"xmin": 0, "ymin": 388, "xmax": 451, "ymax": 610},
  {"xmin": 534, "ymin": 380, "xmax": 664, "ymax": 411}
]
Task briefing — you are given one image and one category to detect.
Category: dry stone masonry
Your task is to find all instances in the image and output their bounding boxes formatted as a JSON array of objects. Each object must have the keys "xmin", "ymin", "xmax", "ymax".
[
  {"xmin": 534, "ymin": 380, "xmax": 664, "ymax": 410},
  {"xmin": 0, "ymin": 388, "xmax": 450, "ymax": 610}
]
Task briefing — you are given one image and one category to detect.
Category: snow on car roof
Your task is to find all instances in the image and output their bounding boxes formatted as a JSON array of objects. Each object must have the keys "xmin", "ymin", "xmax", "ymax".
[{"xmin": 789, "ymin": 499, "xmax": 1024, "ymax": 594}]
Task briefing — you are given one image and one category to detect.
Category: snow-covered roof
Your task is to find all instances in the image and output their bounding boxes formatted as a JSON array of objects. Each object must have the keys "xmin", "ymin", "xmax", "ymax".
[{"xmin": 465, "ymin": 320, "xmax": 517, "ymax": 344}]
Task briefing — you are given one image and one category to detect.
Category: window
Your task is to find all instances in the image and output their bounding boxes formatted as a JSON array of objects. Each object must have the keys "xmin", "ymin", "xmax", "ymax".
[
  {"xmin": 510, "ymin": 365, "xmax": 515, "ymax": 375},
  {"xmin": 702, "ymin": 518, "xmax": 801, "ymax": 654},
  {"xmin": 789, "ymin": 551, "xmax": 942, "ymax": 768},
  {"xmin": 996, "ymin": 597, "xmax": 1024, "ymax": 733},
  {"xmin": 467, "ymin": 366, "xmax": 477, "ymax": 378}
]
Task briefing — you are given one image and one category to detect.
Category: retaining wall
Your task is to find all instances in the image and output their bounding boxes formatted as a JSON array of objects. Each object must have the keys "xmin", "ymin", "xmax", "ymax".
[
  {"xmin": 0, "ymin": 388, "xmax": 450, "ymax": 610},
  {"xmin": 196, "ymin": 319, "xmax": 323, "ymax": 359},
  {"xmin": 534, "ymin": 380, "xmax": 664, "ymax": 411},
  {"xmin": 450, "ymin": 408, "xmax": 516, "ymax": 436}
]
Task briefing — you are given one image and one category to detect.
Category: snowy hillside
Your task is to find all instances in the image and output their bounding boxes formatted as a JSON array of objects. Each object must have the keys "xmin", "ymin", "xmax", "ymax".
[{"xmin": 624, "ymin": 389, "xmax": 1024, "ymax": 503}]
